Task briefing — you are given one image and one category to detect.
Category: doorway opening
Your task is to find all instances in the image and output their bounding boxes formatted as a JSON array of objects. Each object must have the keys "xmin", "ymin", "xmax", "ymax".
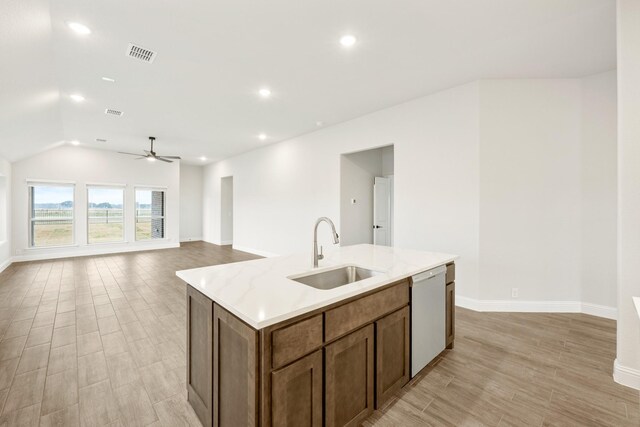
[
  {"xmin": 220, "ymin": 176, "xmax": 233, "ymax": 246},
  {"xmin": 340, "ymin": 145, "xmax": 394, "ymax": 247}
]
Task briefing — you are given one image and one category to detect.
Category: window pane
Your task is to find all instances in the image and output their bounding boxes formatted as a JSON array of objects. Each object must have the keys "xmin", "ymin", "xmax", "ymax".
[
  {"xmin": 31, "ymin": 186, "xmax": 74, "ymax": 247},
  {"xmin": 136, "ymin": 189, "xmax": 165, "ymax": 240},
  {"xmin": 88, "ymin": 188, "xmax": 124, "ymax": 244}
]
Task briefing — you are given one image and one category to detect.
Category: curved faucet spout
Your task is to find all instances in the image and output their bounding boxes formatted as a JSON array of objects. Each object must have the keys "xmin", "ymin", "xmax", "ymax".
[{"xmin": 313, "ymin": 217, "xmax": 340, "ymax": 268}]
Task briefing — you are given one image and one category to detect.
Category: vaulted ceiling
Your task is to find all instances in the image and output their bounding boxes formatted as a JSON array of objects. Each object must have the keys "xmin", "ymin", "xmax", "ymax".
[{"xmin": 0, "ymin": 0, "xmax": 616, "ymax": 163}]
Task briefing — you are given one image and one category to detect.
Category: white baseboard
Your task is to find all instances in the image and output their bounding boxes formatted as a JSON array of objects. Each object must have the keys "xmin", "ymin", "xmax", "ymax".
[
  {"xmin": 180, "ymin": 237, "xmax": 203, "ymax": 243},
  {"xmin": 581, "ymin": 302, "xmax": 618, "ymax": 320},
  {"xmin": 12, "ymin": 242, "xmax": 180, "ymax": 262},
  {"xmin": 0, "ymin": 257, "xmax": 12, "ymax": 274},
  {"xmin": 232, "ymin": 245, "xmax": 279, "ymax": 258},
  {"xmin": 456, "ymin": 296, "xmax": 617, "ymax": 320},
  {"xmin": 203, "ymin": 239, "xmax": 229, "ymax": 246},
  {"xmin": 614, "ymin": 359, "xmax": 640, "ymax": 390}
]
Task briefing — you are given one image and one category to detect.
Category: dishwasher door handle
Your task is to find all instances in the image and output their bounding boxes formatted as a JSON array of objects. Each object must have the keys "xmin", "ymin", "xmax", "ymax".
[{"xmin": 411, "ymin": 265, "xmax": 446, "ymax": 284}]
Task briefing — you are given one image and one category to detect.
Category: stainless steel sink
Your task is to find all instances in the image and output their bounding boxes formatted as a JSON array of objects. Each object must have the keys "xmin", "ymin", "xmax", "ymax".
[{"xmin": 289, "ymin": 265, "xmax": 383, "ymax": 290}]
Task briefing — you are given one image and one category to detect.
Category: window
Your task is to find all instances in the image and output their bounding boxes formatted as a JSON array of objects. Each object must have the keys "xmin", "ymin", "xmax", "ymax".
[
  {"xmin": 87, "ymin": 187, "xmax": 125, "ymax": 244},
  {"xmin": 135, "ymin": 189, "xmax": 165, "ymax": 240},
  {"xmin": 29, "ymin": 183, "xmax": 75, "ymax": 247}
]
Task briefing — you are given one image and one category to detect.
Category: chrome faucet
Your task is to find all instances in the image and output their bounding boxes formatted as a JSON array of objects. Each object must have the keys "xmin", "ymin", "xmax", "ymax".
[{"xmin": 313, "ymin": 217, "xmax": 340, "ymax": 268}]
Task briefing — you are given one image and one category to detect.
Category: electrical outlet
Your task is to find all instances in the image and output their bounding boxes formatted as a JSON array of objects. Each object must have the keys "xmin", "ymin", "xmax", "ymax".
[{"xmin": 511, "ymin": 288, "xmax": 518, "ymax": 298}]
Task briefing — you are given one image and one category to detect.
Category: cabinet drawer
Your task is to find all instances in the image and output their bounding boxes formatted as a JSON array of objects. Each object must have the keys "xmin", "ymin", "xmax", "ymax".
[
  {"xmin": 324, "ymin": 280, "xmax": 409, "ymax": 342},
  {"xmin": 446, "ymin": 263, "xmax": 455, "ymax": 284},
  {"xmin": 272, "ymin": 314, "xmax": 323, "ymax": 369}
]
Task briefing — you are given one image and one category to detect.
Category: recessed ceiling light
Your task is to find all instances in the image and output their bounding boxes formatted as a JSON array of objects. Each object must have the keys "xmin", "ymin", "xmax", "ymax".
[
  {"xmin": 200, "ymin": 156, "xmax": 207, "ymax": 161},
  {"xmin": 101, "ymin": 77, "xmax": 115, "ymax": 83},
  {"xmin": 340, "ymin": 34, "xmax": 357, "ymax": 47},
  {"xmin": 70, "ymin": 94, "xmax": 85, "ymax": 102},
  {"xmin": 67, "ymin": 22, "xmax": 91, "ymax": 35},
  {"xmin": 147, "ymin": 157, "xmax": 156, "ymax": 162},
  {"xmin": 258, "ymin": 88, "xmax": 271, "ymax": 98},
  {"xmin": 70, "ymin": 140, "xmax": 80, "ymax": 146},
  {"xmin": 258, "ymin": 133, "xmax": 267, "ymax": 141}
]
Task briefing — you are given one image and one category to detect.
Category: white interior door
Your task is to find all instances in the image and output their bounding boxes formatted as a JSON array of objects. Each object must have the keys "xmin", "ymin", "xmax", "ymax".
[{"xmin": 373, "ymin": 177, "xmax": 390, "ymax": 246}]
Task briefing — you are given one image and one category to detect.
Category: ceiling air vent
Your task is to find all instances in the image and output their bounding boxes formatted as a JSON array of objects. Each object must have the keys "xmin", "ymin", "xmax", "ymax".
[
  {"xmin": 95, "ymin": 138, "xmax": 107, "ymax": 143},
  {"xmin": 105, "ymin": 108, "xmax": 124, "ymax": 117},
  {"xmin": 126, "ymin": 43, "xmax": 157, "ymax": 63}
]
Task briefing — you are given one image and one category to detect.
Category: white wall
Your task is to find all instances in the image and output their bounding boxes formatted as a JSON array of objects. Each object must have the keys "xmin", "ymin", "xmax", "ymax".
[
  {"xmin": 203, "ymin": 82, "xmax": 481, "ymax": 297},
  {"xmin": 581, "ymin": 70, "xmax": 618, "ymax": 310},
  {"xmin": 203, "ymin": 75, "xmax": 618, "ymax": 315},
  {"xmin": 340, "ymin": 148, "xmax": 384, "ymax": 246},
  {"xmin": 179, "ymin": 164, "xmax": 204, "ymax": 242},
  {"xmin": 382, "ymin": 146, "xmax": 394, "ymax": 176},
  {"xmin": 11, "ymin": 146, "xmax": 180, "ymax": 261},
  {"xmin": 220, "ymin": 176, "xmax": 233, "ymax": 244},
  {"xmin": 478, "ymin": 79, "xmax": 583, "ymax": 303},
  {"xmin": 0, "ymin": 156, "xmax": 11, "ymax": 272},
  {"xmin": 615, "ymin": 0, "xmax": 640, "ymax": 390}
]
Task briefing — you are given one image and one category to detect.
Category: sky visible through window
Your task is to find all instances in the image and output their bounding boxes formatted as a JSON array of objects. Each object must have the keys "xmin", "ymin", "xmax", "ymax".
[
  {"xmin": 32, "ymin": 186, "xmax": 73, "ymax": 207},
  {"xmin": 88, "ymin": 188, "xmax": 123, "ymax": 206},
  {"xmin": 135, "ymin": 190, "xmax": 152, "ymax": 207}
]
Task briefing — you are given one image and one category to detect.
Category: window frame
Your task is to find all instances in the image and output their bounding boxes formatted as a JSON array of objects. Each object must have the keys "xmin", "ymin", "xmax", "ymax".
[
  {"xmin": 86, "ymin": 184, "xmax": 126, "ymax": 245},
  {"xmin": 134, "ymin": 187, "xmax": 167, "ymax": 241},
  {"xmin": 27, "ymin": 181, "xmax": 76, "ymax": 248}
]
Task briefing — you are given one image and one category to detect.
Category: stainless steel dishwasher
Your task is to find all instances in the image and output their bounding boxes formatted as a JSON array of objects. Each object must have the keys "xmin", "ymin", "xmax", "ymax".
[{"xmin": 411, "ymin": 265, "xmax": 446, "ymax": 377}]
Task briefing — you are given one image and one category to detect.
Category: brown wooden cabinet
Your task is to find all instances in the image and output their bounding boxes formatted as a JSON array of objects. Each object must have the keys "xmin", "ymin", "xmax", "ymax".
[
  {"xmin": 325, "ymin": 324, "xmax": 375, "ymax": 427},
  {"xmin": 186, "ymin": 266, "xmax": 455, "ymax": 427},
  {"xmin": 271, "ymin": 350, "xmax": 323, "ymax": 427},
  {"xmin": 213, "ymin": 303, "xmax": 259, "ymax": 427},
  {"xmin": 186, "ymin": 286, "xmax": 213, "ymax": 427},
  {"xmin": 375, "ymin": 306, "xmax": 410, "ymax": 408},
  {"xmin": 446, "ymin": 281, "xmax": 455, "ymax": 349},
  {"xmin": 445, "ymin": 262, "xmax": 455, "ymax": 349}
]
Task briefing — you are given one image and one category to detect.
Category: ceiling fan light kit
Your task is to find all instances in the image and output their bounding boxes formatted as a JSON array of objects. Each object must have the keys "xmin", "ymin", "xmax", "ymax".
[{"xmin": 118, "ymin": 136, "xmax": 181, "ymax": 163}]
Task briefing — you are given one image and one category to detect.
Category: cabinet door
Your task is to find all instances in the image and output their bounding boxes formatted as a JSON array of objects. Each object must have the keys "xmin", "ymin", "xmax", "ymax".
[
  {"xmin": 375, "ymin": 306, "xmax": 410, "ymax": 408},
  {"xmin": 325, "ymin": 324, "xmax": 374, "ymax": 427},
  {"xmin": 271, "ymin": 350, "xmax": 323, "ymax": 427},
  {"xmin": 213, "ymin": 304, "xmax": 259, "ymax": 427},
  {"xmin": 446, "ymin": 282, "xmax": 455, "ymax": 349},
  {"xmin": 187, "ymin": 286, "xmax": 213, "ymax": 427}
]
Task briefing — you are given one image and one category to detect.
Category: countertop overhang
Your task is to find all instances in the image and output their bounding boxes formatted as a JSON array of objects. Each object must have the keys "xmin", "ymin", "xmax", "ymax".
[{"xmin": 176, "ymin": 244, "xmax": 458, "ymax": 329}]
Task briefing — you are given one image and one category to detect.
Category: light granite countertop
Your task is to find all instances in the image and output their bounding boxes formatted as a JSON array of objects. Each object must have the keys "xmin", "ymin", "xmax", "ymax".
[{"xmin": 176, "ymin": 244, "xmax": 457, "ymax": 329}]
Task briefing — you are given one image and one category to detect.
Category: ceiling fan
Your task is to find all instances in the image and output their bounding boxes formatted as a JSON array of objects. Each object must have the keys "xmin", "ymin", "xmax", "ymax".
[{"xmin": 118, "ymin": 136, "xmax": 181, "ymax": 163}]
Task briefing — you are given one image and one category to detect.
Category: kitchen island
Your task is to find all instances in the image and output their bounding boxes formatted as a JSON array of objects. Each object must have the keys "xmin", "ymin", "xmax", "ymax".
[{"xmin": 177, "ymin": 244, "xmax": 457, "ymax": 427}]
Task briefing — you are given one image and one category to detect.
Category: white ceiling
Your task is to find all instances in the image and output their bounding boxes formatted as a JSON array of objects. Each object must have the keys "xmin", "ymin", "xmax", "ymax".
[{"xmin": 0, "ymin": 0, "xmax": 616, "ymax": 164}]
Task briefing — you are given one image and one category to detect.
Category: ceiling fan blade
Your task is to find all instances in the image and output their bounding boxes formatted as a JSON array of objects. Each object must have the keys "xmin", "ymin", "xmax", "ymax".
[
  {"xmin": 155, "ymin": 157, "xmax": 173, "ymax": 163},
  {"xmin": 158, "ymin": 156, "xmax": 181, "ymax": 159},
  {"xmin": 134, "ymin": 157, "xmax": 147, "ymax": 160},
  {"xmin": 118, "ymin": 152, "xmax": 145, "ymax": 156}
]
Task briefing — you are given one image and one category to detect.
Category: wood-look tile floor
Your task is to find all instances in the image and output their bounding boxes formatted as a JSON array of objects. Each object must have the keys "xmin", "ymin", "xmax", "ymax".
[
  {"xmin": 0, "ymin": 242, "xmax": 259, "ymax": 426},
  {"xmin": 364, "ymin": 311, "xmax": 640, "ymax": 427},
  {"xmin": 0, "ymin": 241, "xmax": 637, "ymax": 426}
]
